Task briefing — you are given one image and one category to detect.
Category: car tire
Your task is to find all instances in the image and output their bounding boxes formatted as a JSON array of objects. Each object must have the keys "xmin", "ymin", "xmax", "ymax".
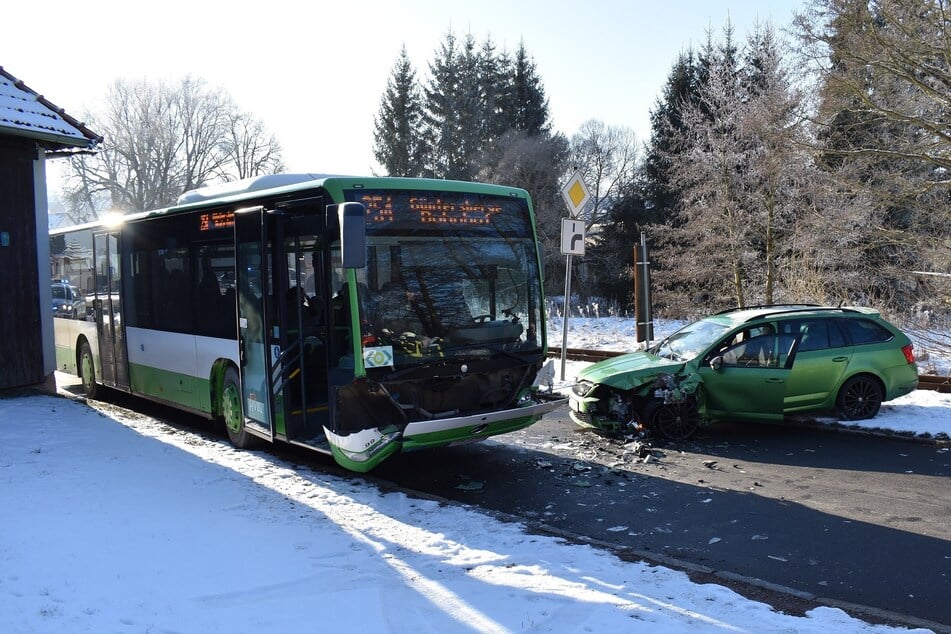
[
  {"xmin": 221, "ymin": 367, "xmax": 258, "ymax": 448},
  {"xmin": 645, "ymin": 397, "xmax": 699, "ymax": 441},
  {"xmin": 836, "ymin": 375, "xmax": 883, "ymax": 421},
  {"xmin": 79, "ymin": 340, "xmax": 99, "ymax": 400}
]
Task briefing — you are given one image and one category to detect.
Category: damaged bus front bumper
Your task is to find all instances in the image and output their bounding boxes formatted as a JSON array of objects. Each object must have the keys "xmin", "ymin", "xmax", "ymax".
[{"xmin": 325, "ymin": 395, "xmax": 567, "ymax": 472}]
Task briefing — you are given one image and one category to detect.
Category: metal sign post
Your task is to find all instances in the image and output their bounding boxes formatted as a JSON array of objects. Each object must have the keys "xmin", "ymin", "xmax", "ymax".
[
  {"xmin": 634, "ymin": 231, "xmax": 654, "ymax": 345},
  {"xmin": 558, "ymin": 171, "xmax": 591, "ymax": 381},
  {"xmin": 561, "ymin": 253, "xmax": 573, "ymax": 380}
]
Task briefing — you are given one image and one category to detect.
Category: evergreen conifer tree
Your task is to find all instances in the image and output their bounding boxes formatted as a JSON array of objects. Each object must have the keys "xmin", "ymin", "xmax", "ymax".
[
  {"xmin": 372, "ymin": 46, "xmax": 425, "ymax": 177},
  {"xmin": 421, "ymin": 31, "xmax": 487, "ymax": 180},
  {"xmin": 508, "ymin": 41, "xmax": 551, "ymax": 136},
  {"xmin": 478, "ymin": 36, "xmax": 513, "ymax": 141},
  {"xmin": 421, "ymin": 31, "xmax": 462, "ymax": 179},
  {"xmin": 642, "ymin": 51, "xmax": 702, "ymax": 227}
]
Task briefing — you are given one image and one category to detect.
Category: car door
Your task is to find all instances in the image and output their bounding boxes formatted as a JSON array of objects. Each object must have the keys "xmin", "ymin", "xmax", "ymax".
[
  {"xmin": 780, "ymin": 318, "xmax": 852, "ymax": 411},
  {"xmin": 699, "ymin": 333, "xmax": 798, "ymax": 421}
]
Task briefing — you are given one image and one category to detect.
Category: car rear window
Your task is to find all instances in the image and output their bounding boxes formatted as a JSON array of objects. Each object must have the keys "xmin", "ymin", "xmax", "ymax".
[{"xmin": 839, "ymin": 318, "xmax": 894, "ymax": 345}]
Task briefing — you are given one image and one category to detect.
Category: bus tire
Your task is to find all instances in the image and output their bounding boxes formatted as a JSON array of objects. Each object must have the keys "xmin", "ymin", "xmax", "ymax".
[
  {"xmin": 78, "ymin": 340, "xmax": 99, "ymax": 400},
  {"xmin": 222, "ymin": 367, "xmax": 257, "ymax": 448}
]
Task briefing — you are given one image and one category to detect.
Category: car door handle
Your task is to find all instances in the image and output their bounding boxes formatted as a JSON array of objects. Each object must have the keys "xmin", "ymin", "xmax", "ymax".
[
  {"xmin": 766, "ymin": 377, "xmax": 785, "ymax": 383},
  {"xmin": 832, "ymin": 356, "xmax": 848, "ymax": 362}
]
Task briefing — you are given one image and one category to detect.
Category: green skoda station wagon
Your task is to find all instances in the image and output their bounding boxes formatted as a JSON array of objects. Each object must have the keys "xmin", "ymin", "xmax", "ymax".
[{"xmin": 568, "ymin": 305, "xmax": 919, "ymax": 440}]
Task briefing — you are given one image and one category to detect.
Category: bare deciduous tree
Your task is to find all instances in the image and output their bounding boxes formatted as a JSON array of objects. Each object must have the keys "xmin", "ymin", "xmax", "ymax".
[
  {"xmin": 795, "ymin": 0, "xmax": 951, "ymax": 175},
  {"xmin": 566, "ymin": 120, "xmax": 639, "ymax": 303},
  {"xmin": 794, "ymin": 0, "xmax": 950, "ymax": 311},
  {"xmin": 475, "ymin": 129, "xmax": 569, "ymax": 284},
  {"xmin": 62, "ymin": 76, "xmax": 284, "ymax": 221},
  {"xmin": 567, "ymin": 120, "xmax": 639, "ymax": 232},
  {"xmin": 224, "ymin": 113, "xmax": 285, "ymax": 181}
]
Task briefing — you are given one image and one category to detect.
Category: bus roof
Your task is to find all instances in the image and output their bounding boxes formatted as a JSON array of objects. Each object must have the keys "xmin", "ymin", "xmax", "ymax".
[{"xmin": 50, "ymin": 173, "xmax": 532, "ymax": 235}]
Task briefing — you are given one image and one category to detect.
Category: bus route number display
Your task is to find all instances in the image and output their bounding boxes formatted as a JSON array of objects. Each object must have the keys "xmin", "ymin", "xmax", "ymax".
[
  {"xmin": 198, "ymin": 211, "xmax": 235, "ymax": 232},
  {"xmin": 359, "ymin": 192, "xmax": 503, "ymax": 226}
]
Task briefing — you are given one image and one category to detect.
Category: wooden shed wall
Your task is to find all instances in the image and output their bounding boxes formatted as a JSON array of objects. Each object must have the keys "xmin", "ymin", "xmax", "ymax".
[{"xmin": 0, "ymin": 138, "xmax": 45, "ymax": 388}]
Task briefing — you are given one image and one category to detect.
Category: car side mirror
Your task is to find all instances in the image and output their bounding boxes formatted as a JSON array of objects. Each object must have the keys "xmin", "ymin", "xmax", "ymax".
[{"xmin": 709, "ymin": 356, "xmax": 723, "ymax": 371}]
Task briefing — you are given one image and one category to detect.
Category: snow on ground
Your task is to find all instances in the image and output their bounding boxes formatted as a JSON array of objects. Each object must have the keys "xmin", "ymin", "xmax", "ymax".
[{"xmin": 1, "ymin": 316, "xmax": 948, "ymax": 633}]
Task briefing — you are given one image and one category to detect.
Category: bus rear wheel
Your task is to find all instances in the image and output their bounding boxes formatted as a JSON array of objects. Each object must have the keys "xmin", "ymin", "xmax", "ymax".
[
  {"xmin": 79, "ymin": 341, "xmax": 99, "ymax": 400},
  {"xmin": 222, "ymin": 367, "xmax": 257, "ymax": 448}
]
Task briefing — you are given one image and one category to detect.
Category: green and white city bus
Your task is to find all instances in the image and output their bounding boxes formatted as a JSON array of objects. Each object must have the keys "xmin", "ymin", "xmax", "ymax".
[{"xmin": 50, "ymin": 174, "xmax": 564, "ymax": 472}]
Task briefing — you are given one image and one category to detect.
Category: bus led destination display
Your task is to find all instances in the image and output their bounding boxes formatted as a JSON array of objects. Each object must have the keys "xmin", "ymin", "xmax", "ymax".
[{"xmin": 357, "ymin": 192, "xmax": 504, "ymax": 226}]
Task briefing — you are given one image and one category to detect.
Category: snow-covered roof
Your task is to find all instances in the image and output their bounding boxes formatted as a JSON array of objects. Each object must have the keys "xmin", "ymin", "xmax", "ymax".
[{"xmin": 0, "ymin": 66, "xmax": 101, "ymax": 151}]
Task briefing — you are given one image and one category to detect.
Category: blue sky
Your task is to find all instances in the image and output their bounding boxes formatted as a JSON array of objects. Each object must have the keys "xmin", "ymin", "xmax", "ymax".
[{"xmin": 4, "ymin": 0, "xmax": 805, "ymax": 179}]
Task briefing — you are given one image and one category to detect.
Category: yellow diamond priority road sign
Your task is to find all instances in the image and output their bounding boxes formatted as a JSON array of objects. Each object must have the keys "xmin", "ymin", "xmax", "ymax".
[{"xmin": 560, "ymin": 170, "xmax": 591, "ymax": 218}]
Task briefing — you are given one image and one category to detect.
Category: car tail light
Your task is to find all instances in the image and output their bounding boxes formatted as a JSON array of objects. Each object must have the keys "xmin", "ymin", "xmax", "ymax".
[{"xmin": 901, "ymin": 343, "xmax": 915, "ymax": 364}]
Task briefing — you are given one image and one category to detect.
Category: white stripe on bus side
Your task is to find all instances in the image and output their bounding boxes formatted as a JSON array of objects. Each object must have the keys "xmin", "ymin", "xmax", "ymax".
[{"xmin": 126, "ymin": 328, "xmax": 237, "ymax": 379}]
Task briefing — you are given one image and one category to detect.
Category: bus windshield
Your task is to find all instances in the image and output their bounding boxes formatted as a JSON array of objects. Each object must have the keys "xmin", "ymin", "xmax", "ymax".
[{"xmin": 339, "ymin": 189, "xmax": 542, "ymax": 369}]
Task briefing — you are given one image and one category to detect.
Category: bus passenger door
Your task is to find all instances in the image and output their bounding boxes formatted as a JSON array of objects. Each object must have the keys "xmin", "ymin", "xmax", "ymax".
[
  {"xmin": 234, "ymin": 207, "xmax": 275, "ymax": 439},
  {"xmin": 93, "ymin": 231, "xmax": 130, "ymax": 390},
  {"xmin": 278, "ymin": 214, "xmax": 330, "ymax": 445}
]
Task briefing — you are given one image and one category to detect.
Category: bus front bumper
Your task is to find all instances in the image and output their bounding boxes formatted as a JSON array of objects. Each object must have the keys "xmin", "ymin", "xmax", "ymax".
[{"xmin": 325, "ymin": 397, "xmax": 567, "ymax": 472}]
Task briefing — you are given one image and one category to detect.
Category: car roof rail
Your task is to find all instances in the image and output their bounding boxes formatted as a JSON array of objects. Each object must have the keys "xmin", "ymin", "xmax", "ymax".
[
  {"xmin": 742, "ymin": 305, "xmax": 863, "ymax": 322},
  {"xmin": 713, "ymin": 303, "xmax": 821, "ymax": 316}
]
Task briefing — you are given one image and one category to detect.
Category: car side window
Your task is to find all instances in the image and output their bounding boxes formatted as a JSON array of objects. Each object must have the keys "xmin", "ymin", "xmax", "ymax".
[
  {"xmin": 716, "ymin": 324, "xmax": 774, "ymax": 353},
  {"xmin": 840, "ymin": 318, "xmax": 893, "ymax": 345},
  {"xmin": 828, "ymin": 319, "xmax": 847, "ymax": 348},
  {"xmin": 720, "ymin": 333, "xmax": 796, "ymax": 369},
  {"xmin": 780, "ymin": 317, "xmax": 852, "ymax": 351},
  {"xmin": 792, "ymin": 319, "xmax": 830, "ymax": 352}
]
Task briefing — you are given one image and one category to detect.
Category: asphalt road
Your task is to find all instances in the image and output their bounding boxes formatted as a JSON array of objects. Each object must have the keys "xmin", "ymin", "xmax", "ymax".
[{"xmin": 369, "ymin": 409, "xmax": 951, "ymax": 629}]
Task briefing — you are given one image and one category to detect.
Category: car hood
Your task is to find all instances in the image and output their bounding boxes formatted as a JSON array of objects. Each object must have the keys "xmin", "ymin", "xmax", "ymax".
[{"xmin": 577, "ymin": 351, "xmax": 686, "ymax": 390}]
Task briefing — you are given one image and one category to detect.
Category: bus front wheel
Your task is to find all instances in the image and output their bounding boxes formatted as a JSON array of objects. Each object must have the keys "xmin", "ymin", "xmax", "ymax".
[
  {"xmin": 79, "ymin": 341, "xmax": 99, "ymax": 400},
  {"xmin": 222, "ymin": 367, "xmax": 257, "ymax": 448}
]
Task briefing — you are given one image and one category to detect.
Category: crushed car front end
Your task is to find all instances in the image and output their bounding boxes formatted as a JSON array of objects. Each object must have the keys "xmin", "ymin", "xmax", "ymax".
[{"xmin": 567, "ymin": 352, "xmax": 686, "ymax": 432}]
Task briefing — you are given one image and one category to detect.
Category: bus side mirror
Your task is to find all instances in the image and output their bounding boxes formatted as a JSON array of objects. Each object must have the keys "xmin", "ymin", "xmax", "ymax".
[{"xmin": 335, "ymin": 203, "xmax": 366, "ymax": 269}]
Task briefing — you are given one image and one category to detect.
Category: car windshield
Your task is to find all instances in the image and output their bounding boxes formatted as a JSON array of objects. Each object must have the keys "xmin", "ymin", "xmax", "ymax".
[{"xmin": 653, "ymin": 318, "xmax": 730, "ymax": 361}]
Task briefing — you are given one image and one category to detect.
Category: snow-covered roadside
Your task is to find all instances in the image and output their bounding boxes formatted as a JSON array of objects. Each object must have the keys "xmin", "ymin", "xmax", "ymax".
[{"xmin": 0, "ymin": 392, "xmax": 936, "ymax": 633}]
